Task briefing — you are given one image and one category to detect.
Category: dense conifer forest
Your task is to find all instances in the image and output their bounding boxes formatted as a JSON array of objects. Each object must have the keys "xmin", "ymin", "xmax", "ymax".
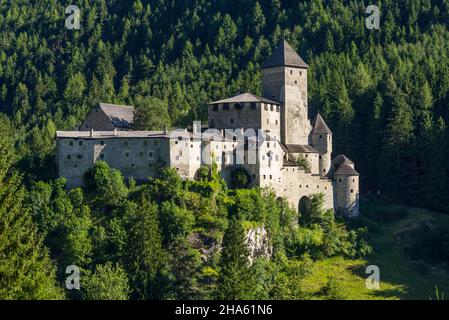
[{"xmin": 1, "ymin": 0, "xmax": 449, "ymax": 299}]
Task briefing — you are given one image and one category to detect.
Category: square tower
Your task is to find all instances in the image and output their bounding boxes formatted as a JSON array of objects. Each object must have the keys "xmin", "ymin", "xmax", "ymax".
[{"xmin": 262, "ymin": 40, "xmax": 311, "ymax": 145}]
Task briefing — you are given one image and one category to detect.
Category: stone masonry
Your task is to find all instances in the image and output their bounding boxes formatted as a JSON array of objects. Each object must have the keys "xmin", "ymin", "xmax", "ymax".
[{"xmin": 56, "ymin": 40, "xmax": 360, "ymax": 217}]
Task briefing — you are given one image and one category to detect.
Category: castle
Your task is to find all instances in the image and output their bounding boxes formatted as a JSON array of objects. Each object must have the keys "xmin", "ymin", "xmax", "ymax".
[{"xmin": 56, "ymin": 40, "xmax": 360, "ymax": 217}]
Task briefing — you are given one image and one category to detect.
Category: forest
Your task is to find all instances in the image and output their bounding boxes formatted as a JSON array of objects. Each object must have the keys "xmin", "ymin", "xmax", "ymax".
[{"xmin": 1, "ymin": 0, "xmax": 449, "ymax": 299}]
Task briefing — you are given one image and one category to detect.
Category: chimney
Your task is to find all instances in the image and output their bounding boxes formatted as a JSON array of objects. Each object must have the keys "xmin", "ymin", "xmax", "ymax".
[
  {"xmin": 114, "ymin": 128, "xmax": 118, "ymax": 136},
  {"xmin": 90, "ymin": 129, "xmax": 94, "ymax": 137},
  {"xmin": 193, "ymin": 121, "xmax": 201, "ymax": 141}
]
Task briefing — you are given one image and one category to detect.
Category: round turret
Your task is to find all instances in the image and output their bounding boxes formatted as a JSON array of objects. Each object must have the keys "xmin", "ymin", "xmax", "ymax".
[
  {"xmin": 333, "ymin": 156, "xmax": 359, "ymax": 218},
  {"xmin": 311, "ymin": 113, "xmax": 333, "ymax": 176}
]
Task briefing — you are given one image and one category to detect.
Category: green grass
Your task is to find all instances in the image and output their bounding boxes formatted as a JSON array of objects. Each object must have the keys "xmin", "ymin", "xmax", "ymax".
[{"xmin": 301, "ymin": 201, "xmax": 449, "ymax": 300}]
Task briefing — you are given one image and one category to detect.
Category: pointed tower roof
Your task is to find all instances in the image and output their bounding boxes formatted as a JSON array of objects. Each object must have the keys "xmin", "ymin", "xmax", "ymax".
[
  {"xmin": 210, "ymin": 92, "xmax": 280, "ymax": 105},
  {"xmin": 312, "ymin": 113, "xmax": 332, "ymax": 135},
  {"xmin": 262, "ymin": 40, "xmax": 309, "ymax": 69}
]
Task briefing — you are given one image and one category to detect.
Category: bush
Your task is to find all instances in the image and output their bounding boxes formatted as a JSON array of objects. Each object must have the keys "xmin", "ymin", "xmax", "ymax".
[
  {"xmin": 231, "ymin": 167, "xmax": 251, "ymax": 189},
  {"xmin": 295, "ymin": 155, "xmax": 311, "ymax": 172},
  {"xmin": 83, "ymin": 262, "xmax": 130, "ymax": 300},
  {"xmin": 320, "ymin": 277, "xmax": 346, "ymax": 300},
  {"xmin": 196, "ymin": 166, "xmax": 211, "ymax": 181}
]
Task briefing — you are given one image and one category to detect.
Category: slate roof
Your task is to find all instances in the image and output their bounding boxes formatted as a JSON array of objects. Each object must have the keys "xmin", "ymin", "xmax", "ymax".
[
  {"xmin": 332, "ymin": 154, "xmax": 359, "ymax": 176},
  {"xmin": 283, "ymin": 144, "xmax": 319, "ymax": 154},
  {"xmin": 210, "ymin": 93, "xmax": 280, "ymax": 105},
  {"xmin": 334, "ymin": 163, "xmax": 359, "ymax": 176},
  {"xmin": 262, "ymin": 40, "xmax": 308, "ymax": 69},
  {"xmin": 312, "ymin": 113, "xmax": 332, "ymax": 135},
  {"xmin": 99, "ymin": 103, "xmax": 135, "ymax": 129},
  {"xmin": 56, "ymin": 130, "xmax": 167, "ymax": 139},
  {"xmin": 332, "ymin": 154, "xmax": 354, "ymax": 167},
  {"xmin": 283, "ymin": 158, "xmax": 298, "ymax": 167}
]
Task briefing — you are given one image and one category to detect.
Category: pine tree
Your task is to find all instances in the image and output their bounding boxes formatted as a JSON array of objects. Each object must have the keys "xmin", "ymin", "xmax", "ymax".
[
  {"xmin": 216, "ymin": 217, "xmax": 254, "ymax": 300},
  {"xmin": 125, "ymin": 194, "xmax": 167, "ymax": 299},
  {"xmin": 0, "ymin": 116, "xmax": 63, "ymax": 299}
]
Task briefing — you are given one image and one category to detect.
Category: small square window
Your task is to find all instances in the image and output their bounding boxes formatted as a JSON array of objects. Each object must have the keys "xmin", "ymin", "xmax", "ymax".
[
  {"xmin": 77, "ymin": 154, "xmax": 82, "ymax": 160},
  {"xmin": 149, "ymin": 151, "xmax": 154, "ymax": 158},
  {"xmin": 125, "ymin": 152, "xmax": 130, "ymax": 158},
  {"xmin": 100, "ymin": 154, "xmax": 105, "ymax": 160},
  {"xmin": 100, "ymin": 141, "xmax": 105, "ymax": 145},
  {"xmin": 351, "ymin": 189, "xmax": 354, "ymax": 193},
  {"xmin": 79, "ymin": 141, "xmax": 83, "ymax": 146},
  {"xmin": 67, "ymin": 155, "xmax": 72, "ymax": 160},
  {"xmin": 69, "ymin": 141, "xmax": 74, "ymax": 146},
  {"xmin": 223, "ymin": 103, "xmax": 230, "ymax": 110},
  {"xmin": 230, "ymin": 118, "xmax": 235, "ymax": 125},
  {"xmin": 175, "ymin": 141, "xmax": 178, "ymax": 145}
]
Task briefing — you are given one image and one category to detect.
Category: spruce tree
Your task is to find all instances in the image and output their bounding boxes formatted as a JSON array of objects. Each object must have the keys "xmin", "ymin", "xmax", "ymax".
[
  {"xmin": 0, "ymin": 116, "xmax": 63, "ymax": 299},
  {"xmin": 125, "ymin": 194, "xmax": 166, "ymax": 299},
  {"xmin": 216, "ymin": 217, "xmax": 254, "ymax": 300}
]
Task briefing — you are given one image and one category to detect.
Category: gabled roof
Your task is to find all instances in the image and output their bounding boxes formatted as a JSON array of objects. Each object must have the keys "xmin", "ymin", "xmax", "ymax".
[
  {"xmin": 99, "ymin": 103, "xmax": 135, "ymax": 129},
  {"xmin": 262, "ymin": 40, "xmax": 308, "ymax": 69},
  {"xmin": 312, "ymin": 113, "xmax": 332, "ymax": 135},
  {"xmin": 210, "ymin": 93, "xmax": 280, "ymax": 105}
]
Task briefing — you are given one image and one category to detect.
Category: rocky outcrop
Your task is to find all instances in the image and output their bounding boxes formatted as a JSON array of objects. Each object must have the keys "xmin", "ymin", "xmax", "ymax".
[
  {"xmin": 187, "ymin": 226, "xmax": 272, "ymax": 264},
  {"xmin": 245, "ymin": 227, "xmax": 272, "ymax": 264}
]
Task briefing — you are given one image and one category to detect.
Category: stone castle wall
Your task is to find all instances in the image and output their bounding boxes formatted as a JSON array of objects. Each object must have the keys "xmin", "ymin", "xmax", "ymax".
[
  {"xmin": 264, "ymin": 166, "xmax": 334, "ymax": 212},
  {"xmin": 58, "ymin": 135, "xmax": 172, "ymax": 188}
]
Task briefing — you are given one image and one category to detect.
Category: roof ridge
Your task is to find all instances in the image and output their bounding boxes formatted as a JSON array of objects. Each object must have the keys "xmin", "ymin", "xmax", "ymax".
[
  {"xmin": 210, "ymin": 92, "xmax": 280, "ymax": 105},
  {"xmin": 312, "ymin": 112, "xmax": 332, "ymax": 134},
  {"xmin": 262, "ymin": 40, "xmax": 308, "ymax": 69}
]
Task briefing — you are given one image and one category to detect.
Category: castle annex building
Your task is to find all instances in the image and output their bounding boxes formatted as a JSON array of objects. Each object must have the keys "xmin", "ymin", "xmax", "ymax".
[{"xmin": 56, "ymin": 41, "xmax": 360, "ymax": 217}]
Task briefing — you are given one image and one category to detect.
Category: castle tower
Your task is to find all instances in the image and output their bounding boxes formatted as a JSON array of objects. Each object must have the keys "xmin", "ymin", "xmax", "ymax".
[
  {"xmin": 262, "ymin": 40, "xmax": 311, "ymax": 145},
  {"xmin": 333, "ymin": 155, "xmax": 360, "ymax": 218},
  {"xmin": 311, "ymin": 113, "xmax": 333, "ymax": 177}
]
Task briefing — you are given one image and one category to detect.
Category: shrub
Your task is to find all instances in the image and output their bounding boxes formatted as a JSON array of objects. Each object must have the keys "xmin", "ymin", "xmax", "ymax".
[
  {"xmin": 295, "ymin": 155, "xmax": 311, "ymax": 172},
  {"xmin": 231, "ymin": 167, "xmax": 251, "ymax": 189},
  {"xmin": 320, "ymin": 277, "xmax": 346, "ymax": 300}
]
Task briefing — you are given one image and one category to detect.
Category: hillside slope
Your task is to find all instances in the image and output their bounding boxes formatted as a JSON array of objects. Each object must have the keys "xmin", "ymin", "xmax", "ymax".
[{"xmin": 302, "ymin": 201, "xmax": 449, "ymax": 300}]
